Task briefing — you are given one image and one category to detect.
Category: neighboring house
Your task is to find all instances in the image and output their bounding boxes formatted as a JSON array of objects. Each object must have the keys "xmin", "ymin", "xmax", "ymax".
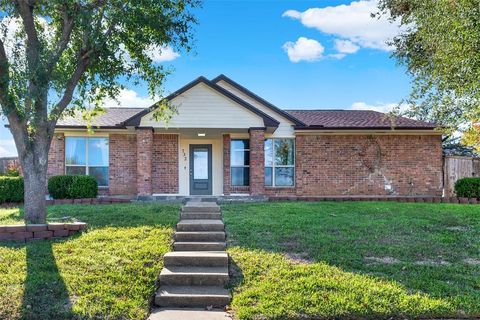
[
  {"xmin": 48, "ymin": 75, "xmax": 443, "ymax": 197},
  {"xmin": 0, "ymin": 157, "xmax": 20, "ymax": 175}
]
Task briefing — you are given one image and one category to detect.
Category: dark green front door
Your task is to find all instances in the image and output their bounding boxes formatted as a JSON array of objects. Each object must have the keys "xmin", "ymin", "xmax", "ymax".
[{"xmin": 189, "ymin": 144, "xmax": 212, "ymax": 195}]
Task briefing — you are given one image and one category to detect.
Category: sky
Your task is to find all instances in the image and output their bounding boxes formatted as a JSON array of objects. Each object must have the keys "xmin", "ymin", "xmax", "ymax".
[{"xmin": 0, "ymin": 0, "xmax": 412, "ymax": 157}]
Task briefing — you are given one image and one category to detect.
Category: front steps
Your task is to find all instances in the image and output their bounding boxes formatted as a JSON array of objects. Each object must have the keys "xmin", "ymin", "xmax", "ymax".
[{"xmin": 155, "ymin": 202, "xmax": 230, "ymax": 308}]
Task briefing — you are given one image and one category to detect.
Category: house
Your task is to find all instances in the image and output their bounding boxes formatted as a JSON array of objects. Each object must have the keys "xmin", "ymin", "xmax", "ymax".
[{"xmin": 48, "ymin": 75, "xmax": 443, "ymax": 198}]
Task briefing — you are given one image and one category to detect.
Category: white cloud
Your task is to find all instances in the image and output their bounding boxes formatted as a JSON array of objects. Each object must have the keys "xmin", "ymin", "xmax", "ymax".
[
  {"xmin": 147, "ymin": 45, "xmax": 180, "ymax": 63},
  {"xmin": 283, "ymin": 0, "xmax": 402, "ymax": 51},
  {"xmin": 282, "ymin": 37, "xmax": 325, "ymax": 63},
  {"xmin": 0, "ymin": 139, "xmax": 17, "ymax": 157},
  {"xmin": 334, "ymin": 39, "xmax": 360, "ymax": 54},
  {"xmin": 102, "ymin": 89, "xmax": 156, "ymax": 108},
  {"xmin": 349, "ymin": 101, "xmax": 409, "ymax": 113}
]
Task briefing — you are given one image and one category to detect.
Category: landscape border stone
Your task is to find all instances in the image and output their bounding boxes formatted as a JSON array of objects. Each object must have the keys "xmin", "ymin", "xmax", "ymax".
[{"xmin": 0, "ymin": 222, "xmax": 87, "ymax": 242}]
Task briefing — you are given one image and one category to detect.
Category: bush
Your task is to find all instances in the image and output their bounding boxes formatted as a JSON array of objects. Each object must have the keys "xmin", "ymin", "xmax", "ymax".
[
  {"xmin": 0, "ymin": 176, "xmax": 24, "ymax": 203},
  {"xmin": 454, "ymin": 177, "xmax": 480, "ymax": 198},
  {"xmin": 48, "ymin": 175, "xmax": 98, "ymax": 199}
]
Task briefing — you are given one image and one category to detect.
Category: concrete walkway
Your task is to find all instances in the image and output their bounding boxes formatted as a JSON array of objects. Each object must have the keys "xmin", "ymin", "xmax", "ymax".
[
  {"xmin": 149, "ymin": 308, "xmax": 232, "ymax": 320},
  {"xmin": 150, "ymin": 201, "xmax": 231, "ymax": 319}
]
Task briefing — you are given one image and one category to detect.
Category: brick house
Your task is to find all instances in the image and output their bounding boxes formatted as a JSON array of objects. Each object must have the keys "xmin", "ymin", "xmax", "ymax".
[{"xmin": 48, "ymin": 75, "xmax": 443, "ymax": 197}]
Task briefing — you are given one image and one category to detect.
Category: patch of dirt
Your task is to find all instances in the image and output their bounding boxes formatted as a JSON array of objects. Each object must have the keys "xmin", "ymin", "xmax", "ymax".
[
  {"xmin": 446, "ymin": 226, "xmax": 470, "ymax": 232},
  {"xmin": 463, "ymin": 258, "xmax": 480, "ymax": 265},
  {"xmin": 364, "ymin": 256, "xmax": 401, "ymax": 264},
  {"xmin": 285, "ymin": 252, "xmax": 313, "ymax": 264},
  {"xmin": 413, "ymin": 259, "xmax": 451, "ymax": 266}
]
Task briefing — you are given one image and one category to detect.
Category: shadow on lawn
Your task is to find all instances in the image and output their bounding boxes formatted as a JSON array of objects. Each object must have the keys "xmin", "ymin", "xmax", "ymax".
[{"xmin": 20, "ymin": 241, "xmax": 72, "ymax": 320}]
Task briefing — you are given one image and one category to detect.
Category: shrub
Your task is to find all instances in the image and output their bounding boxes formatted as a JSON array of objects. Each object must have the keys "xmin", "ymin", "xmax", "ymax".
[
  {"xmin": 454, "ymin": 177, "xmax": 480, "ymax": 198},
  {"xmin": 48, "ymin": 175, "xmax": 98, "ymax": 199},
  {"xmin": 5, "ymin": 167, "xmax": 20, "ymax": 177},
  {"xmin": 0, "ymin": 176, "xmax": 24, "ymax": 203}
]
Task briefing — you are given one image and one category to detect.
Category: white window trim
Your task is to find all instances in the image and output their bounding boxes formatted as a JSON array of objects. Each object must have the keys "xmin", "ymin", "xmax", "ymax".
[
  {"xmin": 230, "ymin": 139, "xmax": 250, "ymax": 187},
  {"xmin": 65, "ymin": 137, "xmax": 109, "ymax": 187},
  {"xmin": 265, "ymin": 138, "xmax": 295, "ymax": 188}
]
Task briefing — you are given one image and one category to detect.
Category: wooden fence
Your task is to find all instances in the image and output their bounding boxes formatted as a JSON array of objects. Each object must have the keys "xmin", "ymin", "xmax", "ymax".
[{"xmin": 444, "ymin": 156, "xmax": 480, "ymax": 196}]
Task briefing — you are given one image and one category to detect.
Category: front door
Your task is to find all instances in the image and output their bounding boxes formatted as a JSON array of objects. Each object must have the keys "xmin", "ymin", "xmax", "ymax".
[{"xmin": 189, "ymin": 144, "xmax": 212, "ymax": 195}]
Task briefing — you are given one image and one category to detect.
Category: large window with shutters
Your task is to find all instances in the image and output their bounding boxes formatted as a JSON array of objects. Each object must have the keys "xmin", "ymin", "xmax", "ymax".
[
  {"xmin": 65, "ymin": 137, "xmax": 109, "ymax": 187},
  {"xmin": 230, "ymin": 139, "xmax": 250, "ymax": 186},
  {"xmin": 264, "ymin": 138, "xmax": 295, "ymax": 187}
]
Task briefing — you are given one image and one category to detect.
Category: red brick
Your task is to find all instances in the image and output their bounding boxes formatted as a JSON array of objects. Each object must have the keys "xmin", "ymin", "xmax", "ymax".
[
  {"xmin": 34, "ymin": 231, "xmax": 53, "ymax": 239},
  {"xmin": 26, "ymin": 224, "xmax": 48, "ymax": 232},
  {"xmin": 109, "ymin": 134, "xmax": 138, "ymax": 195},
  {"xmin": 136, "ymin": 129, "xmax": 153, "ymax": 195},
  {"xmin": 13, "ymin": 232, "xmax": 33, "ymax": 240},
  {"xmin": 249, "ymin": 128, "xmax": 265, "ymax": 196},
  {"xmin": 47, "ymin": 134, "xmax": 65, "ymax": 178},
  {"xmin": 152, "ymin": 134, "xmax": 179, "ymax": 194},
  {"xmin": 53, "ymin": 229, "xmax": 69, "ymax": 237},
  {"xmin": 2, "ymin": 225, "xmax": 26, "ymax": 232},
  {"xmin": 223, "ymin": 134, "xmax": 231, "ymax": 195},
  {"xmin": 0, "ymin": 233, "xmax": 13, "ymax": 240}
]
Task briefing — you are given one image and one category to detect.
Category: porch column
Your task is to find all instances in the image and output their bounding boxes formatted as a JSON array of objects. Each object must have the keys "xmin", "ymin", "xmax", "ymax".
[
  {"xmin": 223, "ymin": 134, "xmax": 231, "ymax": 195},
  {"xmin": 136, "ymin": 128, "xmax": 153, "ymax": 196},
  {"xmin": 249, "ymin": 128, "xmax": 265, "ymax": 196}
]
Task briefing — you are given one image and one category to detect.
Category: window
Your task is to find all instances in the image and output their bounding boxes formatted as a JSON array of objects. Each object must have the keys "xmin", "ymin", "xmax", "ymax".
[
  {"xmin": 265, "ymin": 138, "xmax": 295, "ymax": 187},
  {"xmin": 65, "ymin": 137, "xmax": 109, "ymax": 186},
  {"xmin": 230, "ymin": 139, "xmax": 250, "ymax": 186}
]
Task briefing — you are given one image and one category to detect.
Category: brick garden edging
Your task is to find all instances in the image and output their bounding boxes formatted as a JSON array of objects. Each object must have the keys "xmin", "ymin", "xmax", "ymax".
[
  {"xmin": 0, "ymin": 222, "xmax": 87, "ymax": 242},
  {"xmin": 269, "ymin": 196, "xmax": 478, "ymax": 204},
  {"xmin": 0, "ymin": 197, "xmax": 131, "ymax": 208}
]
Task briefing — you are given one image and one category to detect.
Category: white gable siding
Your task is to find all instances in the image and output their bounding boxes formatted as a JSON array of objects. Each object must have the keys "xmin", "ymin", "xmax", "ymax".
[
  {"xmin": 140, "ymin": 83, "xmax": 264, "ymax": 128},
  {"xmin": 216, "ymin": 80, "xmax": 295, "ymax": 137}
]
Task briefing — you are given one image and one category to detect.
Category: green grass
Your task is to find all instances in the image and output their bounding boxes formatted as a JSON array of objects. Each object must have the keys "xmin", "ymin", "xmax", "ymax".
[
  {"xmin": 0, "ymin": 203, "xmax": 179, "ymax": 320},
  {"xmin": 223, "ymin": 201, "xmax": 480, "ymax": 320}
]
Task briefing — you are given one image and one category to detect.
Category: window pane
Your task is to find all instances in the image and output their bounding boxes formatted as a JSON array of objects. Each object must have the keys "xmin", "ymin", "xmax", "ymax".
[
  {"xmin": 264, "ymin": 139, "xmax": 273, "ymax": 166},
  {"xmin": 88, "ymin": 138, "xmax": 109, "ymax": 166},
  {"xmin": 275, "ymin": 167, "xmax": 294, "ymax": 186},
  {"xmin": 89, "ymin": 167, "xmax": 109, "ymax": 187},
  {"xmin": 193, "ymin": 148, "xmax": 208, "ymax": 179},
  {"xmin": 66, "ymin": 166, "xmax": 86, "ymax": 175},
  {"xmin": 231, "ymin": 139, "xmax": 249, "ymax": 150},
  {"xmin": 231, "ymin": 151, "xmax": 250, "ymax": 166},
  {"xmin": 65, "ymin": 137, "xmax": 86, "ymax": 165},
  {"xmin": 274, "ymin": 139, "xmax": 294, "ymax": 165},
  {"xmin": 265, "ymin": 167, "xmax": 272, "ymax": 186},
  {"xmin": 231, "ymin": 167, "xmax": 249, "ymax": 186}
]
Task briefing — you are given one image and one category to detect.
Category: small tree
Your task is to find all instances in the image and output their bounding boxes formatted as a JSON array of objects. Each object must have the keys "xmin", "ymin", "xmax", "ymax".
[{"xmin": 0, "ymin": 0, "xmax": 199, "ymax": 223}]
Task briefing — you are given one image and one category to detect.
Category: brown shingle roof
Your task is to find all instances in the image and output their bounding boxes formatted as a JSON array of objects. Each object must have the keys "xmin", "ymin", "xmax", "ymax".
[
  {"xmin": 56, "ymin": 108, "xmax": 145, "ymax": 128},
  {"xmin": 285, "ymin": 110, "xmax": 437, "ymax": 130}
]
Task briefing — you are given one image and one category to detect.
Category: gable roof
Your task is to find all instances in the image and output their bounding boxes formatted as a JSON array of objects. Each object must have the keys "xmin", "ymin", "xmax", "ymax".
[
  {"xmin": 286, "ymin": 110, "xmax": 437, "ymax": 130},
  {"xmin": 123, "ymin": 76, "xmax": 280, "ymax": 127},
  {"xmin": 212, "ymin": 74, "xmax": 305, "ymax": 126},
  {"xmin": 56, "ymin": 107, "xmax": 144, "ymax": 129}
]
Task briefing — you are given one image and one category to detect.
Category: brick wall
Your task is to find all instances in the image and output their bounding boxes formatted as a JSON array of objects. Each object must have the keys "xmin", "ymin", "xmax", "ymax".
[
  {"xmin": 136, "ymin": 129, "xmax": 153, "ymax": 196},
  {"xmin": 295, "ymin": 134, "xmax": 443, "ymax": 196},
  {"xmin": 109, "ymin": 134, "xmax": 137, "ymax": 195},
  {"xmin": 223, "ymin": 134, "xmax": 231, "ymax": 195},
  {"xmin": 152, "ymin": 134, "xmax": 179, "ymax": 194},
  {"xmin": 47, "ymin": 133, "xmax": 65, "ymax": 178},
  {"xmin": 249, "ymin": 128, "xmax": 265, "ymax": 195}
]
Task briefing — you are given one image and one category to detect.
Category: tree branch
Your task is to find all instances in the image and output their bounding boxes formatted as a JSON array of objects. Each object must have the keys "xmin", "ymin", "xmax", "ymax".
[
  {"xmin": 15, "ymin": 0, "xmax": 41, "ymax": 69},
  {"xmin": 46, "ymin": 4, "xmax": 75, "ymax": 75}
]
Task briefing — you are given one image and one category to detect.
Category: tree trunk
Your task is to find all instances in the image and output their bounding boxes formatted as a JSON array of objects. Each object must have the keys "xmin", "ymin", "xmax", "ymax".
[{"xmin": 20, "ymin": 143, "xmax": 50, "ymax": 224}]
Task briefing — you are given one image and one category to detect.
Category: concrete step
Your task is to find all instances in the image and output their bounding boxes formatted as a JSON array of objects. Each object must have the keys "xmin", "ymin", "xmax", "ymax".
[
  {"xmin": 182, "ymin": 202, "xmax": 220, "ymax": 213},
  {"xmin": 155, "ymin": 285, "xmax": 230, "ymax": 308},
  {"xmin": 175, "ymin": 231, "xmax": 225, "ymax": 242},
  {"xmin": 164, "ymin": 251, "xmax": 228, "ymax": 267},
  {"xmin": 177, "ymin": 220, "xmax": 225, "ymax": 232},
  {"xmin": 159, "ymin": 266, "xmax": 229, "ymax": 286},
  {"xmin": 180, "ymin": 212, "xmax": 222, "ymax": 220},
  {"xmin": 174, "ymin": 242, "xmax": 226, "ymax": 251}
]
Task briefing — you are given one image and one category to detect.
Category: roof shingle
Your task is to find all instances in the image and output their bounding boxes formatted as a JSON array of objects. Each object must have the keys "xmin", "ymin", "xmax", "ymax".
[
  {"xmin": 56, "ymin": 108, "xmax": 144, "ymax": 128},
  {"xmin": 285, "ymin": 110, "xmax": 436, "ymax": 129}
]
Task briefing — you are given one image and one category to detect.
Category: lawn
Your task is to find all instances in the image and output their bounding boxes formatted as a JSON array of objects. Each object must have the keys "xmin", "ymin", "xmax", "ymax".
[
  {"xmin": 223, "ymin": 201, "xmax": 480, "ymax": 320},
  {"xmin": 0, "ymin": 203, "xmax": 180, "ymax": 320}
]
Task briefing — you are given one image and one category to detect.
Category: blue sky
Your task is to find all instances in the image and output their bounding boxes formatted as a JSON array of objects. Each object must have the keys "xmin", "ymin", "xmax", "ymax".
[{"xmin": 0, "ymin": 0, "xmax": 410, "ymax": 156}]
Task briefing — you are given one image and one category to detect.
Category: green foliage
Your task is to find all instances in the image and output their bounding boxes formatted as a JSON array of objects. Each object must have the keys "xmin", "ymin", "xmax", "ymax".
[
  {"xmin": 48, "ymin": 175, "xmax": 98, "ymax": 199},
  {"xmin": 454, "ymin": 177, "xmax": 480, "ymax": 198},
  {"xmin": 377, "ymin": 0, "xmax": 480, "ymax": 143},
  {"xmin": 0, "ymin": 203, "xmax": 179, "ymax": 319},
  {"xmin": 224, "ymin": 202, "xmax": 480, "ymax": 318},
  {"xmin": 0, "ymin": 176, "xmax": 23, "ymax": 203},
  {"xmin": 5, "ymin": 167, "xmax": 20, "ymax": 177}
]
